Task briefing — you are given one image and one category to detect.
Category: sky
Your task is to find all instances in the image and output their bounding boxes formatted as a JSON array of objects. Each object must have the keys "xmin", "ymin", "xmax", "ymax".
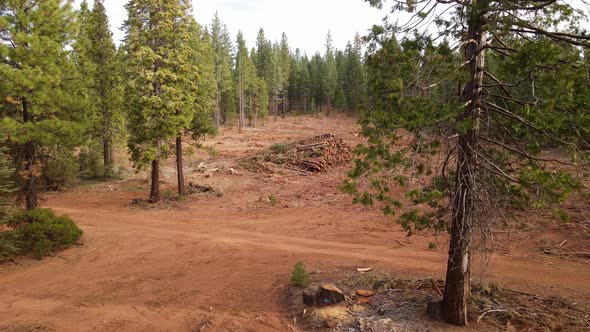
[{"xmin": 75, "ymin": 0, "xmax": 387, "ymax": 56}]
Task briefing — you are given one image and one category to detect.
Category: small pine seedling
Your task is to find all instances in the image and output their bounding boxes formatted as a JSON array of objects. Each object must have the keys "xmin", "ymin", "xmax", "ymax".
[{"xmin": 291, "ymin": 261, "xmax": 309, "ymax": 287}]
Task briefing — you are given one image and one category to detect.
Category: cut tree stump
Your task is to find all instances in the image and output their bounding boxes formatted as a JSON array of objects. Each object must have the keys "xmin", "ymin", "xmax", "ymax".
[
  {"xmin": 302, "ymin": 284, "xmax": 346, "ymax": 306},
  {"xmin": 427, "ymin": 301, "xmax": 443, "ymax": 321},
  {"xmin": 303, "ymin": 285, "xmax": 321, "ymax": 306}
]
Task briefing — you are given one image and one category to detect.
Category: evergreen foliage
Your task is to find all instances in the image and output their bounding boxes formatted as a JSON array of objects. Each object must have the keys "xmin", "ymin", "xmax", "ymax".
[
  {"xmin": 11, "ymin": 208, "xmax": 83, "ymax": 259},
  {"xmin": 346, "ymin": 0, "xmax": 590, "ymax": 325},
  {"xmin": 75, "ymin": 0, "xmax": 123, "ymax": 178},
  {"xmin": 124, "ymin": 0, "xmax": 209, "ymax": 200},
  {"xmin": 210, "ymin": 13, "xmax": 235, "ymax": 126},
  {"xmin": 0, "ymin": 0, "xmax": 86, "ymax": 210}
]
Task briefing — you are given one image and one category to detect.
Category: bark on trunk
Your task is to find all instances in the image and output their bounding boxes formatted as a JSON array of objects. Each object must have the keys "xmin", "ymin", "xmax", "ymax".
[
  {"xmin": 253, "ymin": 97, "xmax": 258, "ymax": 128},
  {"xmin": 103, "ymin": 137, "xmax": 112, "ymax": 178},
  {"xmin": 215, "ymin": 91, "xmax": 221, "ymax": 128},
  {"xmin": 22, "ymin": 97, "xmax": 38, "ymax": 210},
  {"xmin": 274, "ymin": 93, "xmax": 278, "ymax": 122},
  {"xmin": 176, "ymin": 136, "xmax": 186, "ymax": 196},
  {"xmin": 441, "ymin": 1, "xmax": 488, "ymax": 326},
  {"xmin": 150, "ymin": 159, "xmax": 160, "ymax": 203}
]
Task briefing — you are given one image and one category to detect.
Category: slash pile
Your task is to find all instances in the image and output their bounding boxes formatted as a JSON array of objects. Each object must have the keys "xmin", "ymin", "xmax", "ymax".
[{"xmin": 243, "ymin": 134, "xmax": 353, "ymax": 173}]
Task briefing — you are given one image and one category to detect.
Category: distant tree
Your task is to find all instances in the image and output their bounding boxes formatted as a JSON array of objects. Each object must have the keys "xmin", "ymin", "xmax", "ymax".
[
  {"xmin": 335, "ymin": 48, "xmax": 348, "ymax": 110},
  {"xmin": 255, "ymin": 29, "xmax": 273, "ymax": 84},
  {"xmin": 309, "ymin": 53, "xmax": 325, "ymax": 113},
  {"xmin": 345, "ymin": 33, "xmax": 366, "ymax": 112},
  {"xmin": 254, "ymin": 78, "xmax": 269, "ymax": 127},
  {"xmin": 324, "ymin": 31, "xmax": 338, "ymax": 114},
  {"xmin": 75, "ymin": 0, "xmax": 122, "ymax": 178},
  {"xmin": 235, "ymin": 31, "xmax": 248, "ymax": 131},
  {"xmin": 209, "ymin": 12, "xmax": 235, "ymax": 126},
  {"xmin": 269, "ymin": 42, "xmax": 286, "ymax": 121},
  {"xmin": 190, "ymin": 22, "xmax": 217, "ymax": 137},
  {"xmin": 0, "ymin": 0, "xmax": 85, "ymax": 210},
  {"xmin": 287, "ymin": 49, "xmax": 312, "ymax": 112},
  {"xmin": 279, "ymin": 33, "xmax": 291, "ymax": 117}
]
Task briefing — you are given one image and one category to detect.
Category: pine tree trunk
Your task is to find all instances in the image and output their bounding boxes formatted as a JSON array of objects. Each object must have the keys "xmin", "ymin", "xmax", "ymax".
[
  {"xmin": 103, "ymin": 136, "xmax": 112, "ymax": 178},
  {"xmin": 22, "ymin": 97, "xmax": 38, "ymax": 210},
  {"xmin": 176, "ymin": 136, "xmax": 186, "ymax": 196},
  {"xmin": 253, "ymin": 97, "xmax": 258, "ymax": 128},
  {"xmin": 150, "ymin": 159, "xmax": 160, "ymax": 203},
  {"xmin": 274, "ymin": 93, "xmax": 278, "ymax": 121},
  {"xmin": 441, "ymin": 1, "xmax": 488, "ymax": 326}
]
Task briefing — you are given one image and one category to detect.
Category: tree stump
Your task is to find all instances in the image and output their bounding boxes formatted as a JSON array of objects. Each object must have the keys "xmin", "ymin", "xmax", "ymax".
[
  {"xmin": 302, "ymin": 284, "xmax": 346, "ymax": 306},
  {"xmin": 303, "ymin": 285, "xmax": 321, "ymax": 306},
  {"xmin": 319, "ymin": 284, "xmax": 345, "ymax": 305},
  {"xmin": 427, "ymin": 301, "xmax": 443, "ymax": 321}
]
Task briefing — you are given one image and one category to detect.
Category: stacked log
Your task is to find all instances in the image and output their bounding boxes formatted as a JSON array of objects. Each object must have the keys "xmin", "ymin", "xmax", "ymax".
[
  {"xmin": 290, "ymin": 134, "xmax": 352, "ymax": 172},
  {"xmin": 243, "ymin": 134, "xmax": 353, "ymax": 173}
]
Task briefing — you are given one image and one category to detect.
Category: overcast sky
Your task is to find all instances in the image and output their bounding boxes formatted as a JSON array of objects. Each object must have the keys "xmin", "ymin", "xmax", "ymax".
[
  {"xmin": 74, "ymin": 0, "xmax": 387, "ymax": 56},
  {"xmin": 74, "ymin": 1, "xmax": 589, "ymax": 56}
]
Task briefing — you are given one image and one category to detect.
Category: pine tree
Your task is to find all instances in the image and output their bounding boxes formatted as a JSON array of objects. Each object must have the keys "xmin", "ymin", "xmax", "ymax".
[
  {"xmin": 324, "ymin": 31, "xmax": 338, "ymax": 114},
  {"xmin": 209, "ymin": 12, "xmax": 235, "ymax": 126},
  {"xmin": 343, "ymin": 33, "xmax": 366, "ymax": 112},
  {"xmin": 0, "ymin": 136, "xmax": 16, "ymax": 219},
  {"xmin": 348, "ymin": 0, "xmax": 590, "ymax": 325},
  {"xmin": 75, "ymin": 0, "xmax": 121, "ymax": 178},
  {"xmin": 255, "ymin": 29, "xmax": 272, "ymax": 83},
  {"xmin": 124, "ymin": 0, "xmax": 199, "ymax": 201},
  {"xmin": 335, "ymin": 48, "xmax": 348, "ymax": 110},
  {"xmin": 279, "ymin": 33, "xmax": 291, "ymax": 117},
  {"xmin": 309, "ymin": 53, "xmax": 324, "ymax": 114},
  {"xmin": 235, "ymin": 31, "xmax": 248, "ymax": 131},
  {"xmin": 0, "ymin": 0, "xmax": 85, "ymax": 210},
  {"xmin": 255, "ymin": 78, "xmax": 269, "ymax": 127},
  {"xmin": 190, "ymin": 20, "xmax": 217, "ymax": 140},
  {"xmin": 269, "ymin": 42, "xmax": 286, "ymax": 121}
]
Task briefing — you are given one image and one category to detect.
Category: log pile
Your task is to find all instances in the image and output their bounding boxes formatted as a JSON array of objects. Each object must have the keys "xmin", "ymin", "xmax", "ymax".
[{"xmin": 266, "ymin": 134, "xmax": 352, "ymax": 173}]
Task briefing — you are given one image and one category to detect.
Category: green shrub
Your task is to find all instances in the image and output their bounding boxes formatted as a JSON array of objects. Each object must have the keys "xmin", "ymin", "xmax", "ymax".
[
  {"xmin": 8, "ymin": 208, "xmax": 56, "ymax": 228},
  {"xmin": 42, "ymin": 150, "xmax": 79, "ymax": 191},
  {"xmin": 0, "ymin": 231, "xmax": 22, "ymax": 262},
  {"xmin": 268, "ymin": 194, "xmax": 278, "ymax": 206},
  {"xmin": 79, "ymin": 147, "xmax": 104, "ymax": 179},
  {"xmin": 291, "ymin": 261, "xmax": 310, "ymax": 287},
  {"xmin": 13, "ymin": 208, "xmax": 83, "ymax": 259}
]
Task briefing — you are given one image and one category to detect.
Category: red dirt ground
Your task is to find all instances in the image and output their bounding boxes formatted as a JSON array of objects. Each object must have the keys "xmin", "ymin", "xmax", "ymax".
[{"xmin": 0, "ymin": 114, "xmax": 588, "ymax": 331}]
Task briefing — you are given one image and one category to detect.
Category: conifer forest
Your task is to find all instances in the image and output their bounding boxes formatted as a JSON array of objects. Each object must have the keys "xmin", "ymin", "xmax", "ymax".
[{"xmin": 0, "ymin": 0, "xmax": 589, "ymax": 331}]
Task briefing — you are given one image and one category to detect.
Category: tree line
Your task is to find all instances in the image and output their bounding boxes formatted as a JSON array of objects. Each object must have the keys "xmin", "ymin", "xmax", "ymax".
[{"xmin": 0, "ymin": 0, "xmax": 368, "ymax": 209}]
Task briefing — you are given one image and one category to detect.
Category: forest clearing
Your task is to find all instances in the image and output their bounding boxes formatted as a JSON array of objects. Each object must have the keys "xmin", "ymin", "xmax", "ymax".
[
  {"xmin": 1, "ymin": 114, "xmax": 589, "ymax": 331},
  {"xmin": 2, "ymin": 0, "xmax": 590, "ymax": 331}
]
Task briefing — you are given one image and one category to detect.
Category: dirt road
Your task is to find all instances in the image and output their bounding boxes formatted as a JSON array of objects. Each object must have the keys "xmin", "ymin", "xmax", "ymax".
[{"xmin": 1, "ymin": 114, "xmax": 588, "ymax": 331}]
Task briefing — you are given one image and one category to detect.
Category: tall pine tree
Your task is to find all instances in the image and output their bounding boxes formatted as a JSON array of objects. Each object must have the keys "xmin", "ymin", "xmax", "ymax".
[
  {"xmin": 209, "ymin": 12, "xmax": 235, "ymax": 126},
  {"xmin": 0, "ymin": 0, "xmax": 85, "ymax": 210},
  {"xmin": 76, "ymin": 0, "xmax": 122, "ymax": 178},
  {"xmin": 348, "ymin": 0, "xmax": 590, "ymax": 325},
  {"xmin": 124, "ymin": 0, "xmax": 200, "ymax": 201}
]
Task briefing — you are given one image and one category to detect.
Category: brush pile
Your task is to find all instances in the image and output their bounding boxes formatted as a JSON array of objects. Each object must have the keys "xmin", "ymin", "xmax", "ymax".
[{"xmin": 243, "ymin": 134, "xmax": 353, "ymax": 173}]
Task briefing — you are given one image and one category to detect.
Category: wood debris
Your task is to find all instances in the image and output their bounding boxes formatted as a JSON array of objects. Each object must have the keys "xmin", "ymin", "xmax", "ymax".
[{"xmin": 243, "ymin": 134, "xmax": 352, "ymax": 173}]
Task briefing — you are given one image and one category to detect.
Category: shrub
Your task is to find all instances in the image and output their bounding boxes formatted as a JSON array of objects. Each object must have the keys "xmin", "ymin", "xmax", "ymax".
[
  {"xmin": 13, "ymin": 208, "xmax": 83, "ymax": 259},
  {"xmin": 268, "ymin": 194, "xmax": 278, "ymax": 206},
  {"xmin": 79, "ymin": 147, "xmax": 104, "ymax": 179},
  {"xmin": 291, "ymin": 261, "xmax": 310, "ymax": 287},
  {"xmin": 0, "ymin": 231, "xmax": 21, "ymax": 262},
  {"xmin": 8, "ymin": 208, "xmax": 56, "ymax": 228},
  {"xmin": 42, "ymin": 150, "xmax": 79, "ymax": 191}
]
